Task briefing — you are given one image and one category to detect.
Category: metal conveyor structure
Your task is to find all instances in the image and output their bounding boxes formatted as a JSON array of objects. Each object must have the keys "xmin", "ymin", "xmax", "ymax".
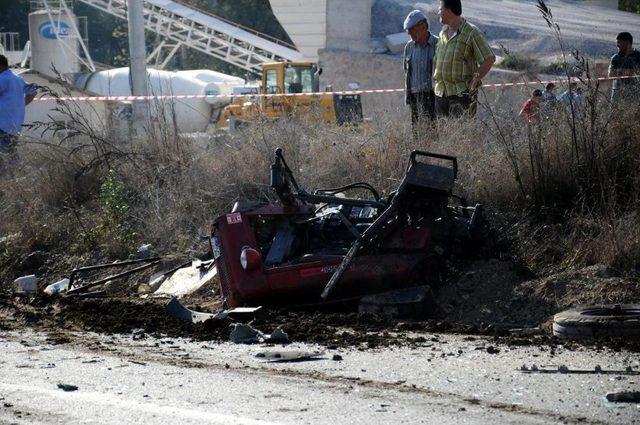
[{"xmin": 75, "ymin": 0, "xmax": 306, "ymax": 72}]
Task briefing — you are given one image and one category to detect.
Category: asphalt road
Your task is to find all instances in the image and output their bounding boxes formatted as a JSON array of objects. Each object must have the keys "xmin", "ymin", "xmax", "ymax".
[{"xmin": 0, "ymin": 330, "xmax": 638, "ymax": 424}]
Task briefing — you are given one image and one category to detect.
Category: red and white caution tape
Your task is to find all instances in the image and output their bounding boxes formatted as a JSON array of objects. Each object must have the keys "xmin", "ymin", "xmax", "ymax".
[
  {"xmin": 32, "ymin": 88, "xmax": 406, "ymax": 103},
  {"xmin": 31, "ymin": 75, "xmax": 639, "ymax": 103},
  {"xmin": 482, "ymin": 75, "xmax": 638, "ymax": 88}
]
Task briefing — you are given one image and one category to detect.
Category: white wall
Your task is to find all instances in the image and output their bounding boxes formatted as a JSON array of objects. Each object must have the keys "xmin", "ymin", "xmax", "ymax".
[
  {"xmin": 269, "ymin": 0, "xmax": 373, "ymax": 60},
  {"xmin": 326, "ymin": 0, "xmax": 372, "ymax": 52},
  {"xmin": 269, "ymin": 0, "xmax": 327, "ymax": 61}
]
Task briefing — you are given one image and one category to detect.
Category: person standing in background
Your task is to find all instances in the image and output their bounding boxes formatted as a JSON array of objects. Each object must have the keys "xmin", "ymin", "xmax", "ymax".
[
  {"xmin": 433, "ymin": 0, "xmax": 496, "ymax": 118},
  {"xmin": 403, "ymin": 10, "xmax": 438, "ymax": 134},
  {"xmin": 0, "ymin": 55, "xmax": 36, "ymax": 153},
  {"xmin": 609, "ymin": 32, "xmax": 640, "ymax": 105}
]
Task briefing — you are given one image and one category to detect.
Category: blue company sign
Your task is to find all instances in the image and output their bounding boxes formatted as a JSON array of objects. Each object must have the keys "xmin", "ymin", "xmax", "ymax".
[{"xmin": 38, "ymin": 21, "xmax": 71, "ymax": 39}]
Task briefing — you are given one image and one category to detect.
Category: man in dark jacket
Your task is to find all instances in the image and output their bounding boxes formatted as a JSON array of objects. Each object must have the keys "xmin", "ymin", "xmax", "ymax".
[
  {"xmin": 403, "ymin": 10, "xmax": 438, "ymax": 133},
  {"xmin": 609, "ymin": 32, "xmax": 640, "ymax": 105}
]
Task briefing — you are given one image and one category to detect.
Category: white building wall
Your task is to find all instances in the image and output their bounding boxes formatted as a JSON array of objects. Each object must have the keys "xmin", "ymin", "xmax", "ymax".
[
  {"xmin": 325, "ymin": 0, "xmax": 372, "ymax": 52},
  {"xmin": 269, "ymin": 0, "xmax": 327, "ymax": 61}
]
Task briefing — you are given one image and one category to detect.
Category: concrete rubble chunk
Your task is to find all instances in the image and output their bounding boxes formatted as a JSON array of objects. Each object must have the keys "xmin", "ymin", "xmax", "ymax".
[
  {"xmin": 44, "ymin": 278, "xmax": 70, "ymax": 295},
  {"xmin": 385, "ymin": 32, "xmax": 410, "ymax": 54},
  {"xmin": 13, "ymin": 275, "xmax": 38, "ymax": 294},
  {"xmin": 137, "ymin": 244, "xmax": 153, "ymax": 258},
  {"xmin": 154, "ymin": 260, "xmax": 217, "ymax": 298},
  {"xmin": 230, "ymin": 323, "xmax": 264, "ymax": 344},
  {"xmin": 268, "ymin": 328, "xmax": 290, "ymax": 344},
  {"xmin": 229, "ymin": 323, "xmax": 290, "ymax": 344}
]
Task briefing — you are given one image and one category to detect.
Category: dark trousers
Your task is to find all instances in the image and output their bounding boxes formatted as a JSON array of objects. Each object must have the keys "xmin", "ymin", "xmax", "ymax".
[
  {"xmin": 409, "ymin": 91, "xmax": 436, "ymax": 128},
  {"xmin": 0, "ymin": 129, "xmax": 17, "ymax": 154},
  {"xmin": 435, "ymin": 93, "xmax": 477, "ymax": 118}
]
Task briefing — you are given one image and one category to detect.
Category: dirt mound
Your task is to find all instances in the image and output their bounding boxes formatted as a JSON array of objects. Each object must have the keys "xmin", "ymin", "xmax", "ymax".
[
  {"xmin": 436, "ymin": 261, "xmax": 640, "ymax": 327},
  {"xmin": 435, "ymin": 259, "xmax": 541, "ymax": 326},
  {"xmin": 0, "ymin": 297, "xmax": 228, "ymax": 341},
  {"xmin": 523, "ymin": 265, "xmax": 640, "ymax": 306},
  {"xmin": 2, "ymin": 261, "xmax": 638, "ymax": 350},
  {"xmin": 0, "ymin": 295, "xmax": 473, "ymax": 348}
]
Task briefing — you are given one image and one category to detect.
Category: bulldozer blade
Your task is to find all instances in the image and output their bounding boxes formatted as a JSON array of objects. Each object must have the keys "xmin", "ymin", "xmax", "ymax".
[{"xmin": 166, "ymin": 297, "xmax": 261, "ymax": 323}]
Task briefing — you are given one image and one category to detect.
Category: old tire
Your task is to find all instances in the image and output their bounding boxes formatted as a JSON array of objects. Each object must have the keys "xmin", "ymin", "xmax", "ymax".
[{"xmin": 553, "ymin": 304, "xmax": 640, "ymax": 339}]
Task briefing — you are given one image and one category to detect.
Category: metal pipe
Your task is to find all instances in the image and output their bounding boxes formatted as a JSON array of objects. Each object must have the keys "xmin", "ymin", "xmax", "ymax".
[
  {"xmin": 126, "ymin": 0, "xmax": 149, "ymax": 127},
  {"xmin": 69, "ymin": 257, "xmax": 163, "ymax": 288},
  {"xmin": 67, "ymin": 260, "xmax": 162, "ymax": 294}
]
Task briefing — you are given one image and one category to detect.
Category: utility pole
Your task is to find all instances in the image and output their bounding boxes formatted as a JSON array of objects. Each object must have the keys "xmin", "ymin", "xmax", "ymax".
[{"xmin": 126, "ymin": 0, "xmax": 149, "ymax": 129}]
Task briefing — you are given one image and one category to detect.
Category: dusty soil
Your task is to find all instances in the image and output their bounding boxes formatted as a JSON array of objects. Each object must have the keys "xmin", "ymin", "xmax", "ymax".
[
  {"xmin": 0, "ymin": 295, "xmax": 477, "ymax": 348},
  {"xmin": 1, "ymin": 260, "xmax": 639, "ymax": 351},
  {"xmin": 435, "ymin": 261, "xmax": 640, "ymax": 329}
]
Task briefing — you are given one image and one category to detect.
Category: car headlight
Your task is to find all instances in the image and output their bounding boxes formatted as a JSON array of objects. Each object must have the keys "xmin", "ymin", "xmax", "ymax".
[{"xmin": 240, "ymin": 247, "xmax": 261, "ymax": 271}]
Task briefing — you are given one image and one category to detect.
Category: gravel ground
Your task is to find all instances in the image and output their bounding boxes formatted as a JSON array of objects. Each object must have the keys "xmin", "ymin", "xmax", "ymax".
[
  {"xmin": 1, "ymin": 329, "xmax": 638, "ymax": 424},
  {"xmin": 372, "ymin": 0, "xmax": 640, "ymax": 61}
]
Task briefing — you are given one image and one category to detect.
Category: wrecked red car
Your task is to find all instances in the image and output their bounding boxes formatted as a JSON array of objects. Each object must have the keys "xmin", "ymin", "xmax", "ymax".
[{"xmin": 211, "ymin": 149, "xmax": 484, "ymax": 309}]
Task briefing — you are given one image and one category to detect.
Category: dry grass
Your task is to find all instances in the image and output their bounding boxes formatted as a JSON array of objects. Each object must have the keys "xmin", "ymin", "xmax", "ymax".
[{"xmin": 0, "ymin": 79, "xmax": 639, "ymax": 284}]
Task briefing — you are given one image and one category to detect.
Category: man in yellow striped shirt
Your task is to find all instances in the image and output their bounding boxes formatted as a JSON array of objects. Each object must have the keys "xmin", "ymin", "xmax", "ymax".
[{"xmin": 434, "ymin": 0, "xmax": 495, "ymax": 118}]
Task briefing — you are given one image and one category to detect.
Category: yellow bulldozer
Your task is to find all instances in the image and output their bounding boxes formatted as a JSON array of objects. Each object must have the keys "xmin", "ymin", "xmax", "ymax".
[{"xmin": 215, "ymin": 62, "xmax": 363, "ymax": 129}]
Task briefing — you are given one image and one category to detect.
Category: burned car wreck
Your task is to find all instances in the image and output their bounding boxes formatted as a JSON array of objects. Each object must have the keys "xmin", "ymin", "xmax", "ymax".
[{"xmin": 211, "ymin": 148, "xmax": 485, "ymax": 310}]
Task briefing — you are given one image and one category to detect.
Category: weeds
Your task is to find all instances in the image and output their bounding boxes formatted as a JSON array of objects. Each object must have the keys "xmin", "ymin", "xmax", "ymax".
[
  {"xmin": 497, "ymin": 44, "xmax": 538, "ymax": 73},
  {"xmin": 97, "ymin": 170, "xmax": 136, "ymax": 258},
  {"xmin": 0, "ymin": 1, "xmax": 638, "ymax": 281}
]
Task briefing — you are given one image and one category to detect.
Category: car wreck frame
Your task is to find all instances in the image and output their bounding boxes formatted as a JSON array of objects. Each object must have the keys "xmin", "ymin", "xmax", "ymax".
[{"xmin": 211, "ymin": 148, "xmax": 485, "ymax": 310}]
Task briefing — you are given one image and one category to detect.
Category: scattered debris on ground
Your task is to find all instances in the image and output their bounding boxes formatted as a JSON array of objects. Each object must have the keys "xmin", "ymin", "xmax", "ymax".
[
  {"xmin": 229, "ymin": 323, "xmax": 289, "ymax": 344},
  {"xmin": 0, "ymin": 298, "xmax": 637, "ymax": 351},
  {"xmin": 605, "ymin": 392, "xmax": 640, "ymax": 403},
  {"xmin": 553, "ymin": 304, "xmax": 640, "ymax": 340},
  {"xmin": 520, "ymin": 364, "xmax": 639, "ymax": 375},
  {"xmin": 67, "ymin": 258, "xmax": 163, "ymax": 296},
  {"xmin": 2, "ymin": 257, "xmax": 640, "ymax": 351},
  {"xmin": 56, "ymin": 383, "xmax": 78, "ymax": 392},
  {"xmin": 166, "ymin": 297, "xmax": 260, "ymax": 324},
  {"xmin": 13, "ymin": 275, "xmax": 38, "ymax": 294},
  {"xmin": 154, "ymin": 260, "xmax": 217, "ymax": 297},
  {"xmin": 255, "ymin": 350, "xmax": 323, "ymax": 363}
]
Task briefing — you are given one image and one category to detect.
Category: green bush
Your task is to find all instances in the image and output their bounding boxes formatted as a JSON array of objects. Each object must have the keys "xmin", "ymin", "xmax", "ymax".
[
  {"xmin": 499, "ymin": 54, "xmax": 537, "ymax": 72},
  {"xmin": 97, "ymin": 170, "xmax": 136, "ymax": 258}
]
